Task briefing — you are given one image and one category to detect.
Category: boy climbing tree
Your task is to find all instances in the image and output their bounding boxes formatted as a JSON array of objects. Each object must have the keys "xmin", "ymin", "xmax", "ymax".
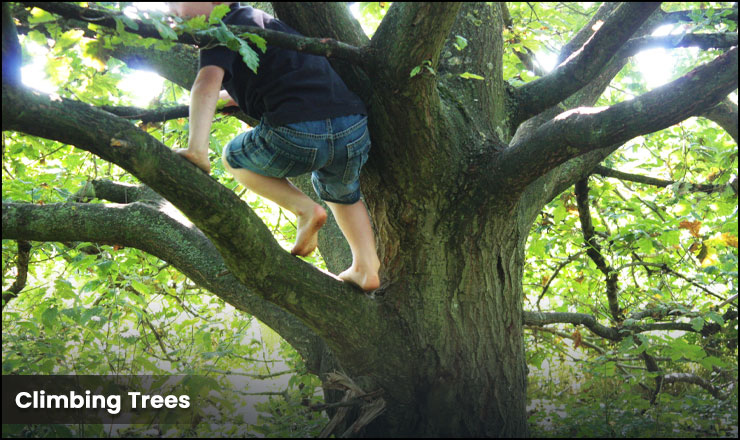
[{"xmin": 168, "ymin": 2, "xmax": 381, "ymax": 291}]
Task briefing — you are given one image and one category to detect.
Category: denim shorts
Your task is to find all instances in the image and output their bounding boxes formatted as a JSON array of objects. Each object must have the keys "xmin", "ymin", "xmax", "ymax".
[{"xmin": 224, "ymin": 114, "xmax": 370, "ymax": 204}]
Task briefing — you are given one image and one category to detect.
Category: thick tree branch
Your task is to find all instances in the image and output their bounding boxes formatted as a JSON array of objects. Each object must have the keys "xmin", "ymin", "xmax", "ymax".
[
  {"xmin": 370, "ymin": 3, "xmax": 462, "ymax": 83},
  {"xmin": 23, "ymin": 2, "xmax": 367, "ymax": 65},
  {"xmin": 512, "ymin": 5, "xmax": 675, "ymax": 220},
  {"xmin": 1, "ymin": 81, "xmax": 402, "ymax": 379},
  {"xmin": 494, "ymin": 47, "xmax": 738, "ymax": 193},
  {"xmin": 556, "ymin": 2, "xmax": 622, "ymax": 66},
  {"xmin": 271, "ymin": 2, "xmax": 368, "ymax": 47},
  {"xmin": 511, "ymin": 2, "xmax": 661, "ymax": 125},
  {"xmin": 0, "ymin": 199, "xmax": 336, "ymax": 374}
]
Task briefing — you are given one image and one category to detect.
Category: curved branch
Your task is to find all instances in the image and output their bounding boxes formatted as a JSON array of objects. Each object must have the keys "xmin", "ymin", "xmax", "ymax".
[
  {"xmin": 495, "ymin": 47, "xmax": 738, "ymax": 193},
  {"xmin": 535, "ymin": 251, "xmax": 585, "ymax": 311},
  {"xmin": 663, "ymin": 373, "xmax": 728, "ymax": 400},
  {"xmin": 1, "ymin": 200, "xmax": 334, "ymax": 373},
  {"xmin": 511, "ymin": 2, "xmax": 661, "ymax": 125},
  {"xmin": 524, "ymin": 311, "xmax": 619, "ymax": 340},
  {"xmin": 556, "ymin": 2, "xmax": 621, "ymax": 66},
  {"xmin": 575, "ymin": 178, "xmax": 621, "ymax": 320},
  {"xmin": 1, "ymin": 81, "xmax": 399, "ymax": 378}
]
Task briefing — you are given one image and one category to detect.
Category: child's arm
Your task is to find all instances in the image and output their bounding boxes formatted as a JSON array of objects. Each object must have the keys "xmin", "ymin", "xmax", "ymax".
[{"xmin": 175, "ymin": 65, "xmax": 224, "ymax": 174}]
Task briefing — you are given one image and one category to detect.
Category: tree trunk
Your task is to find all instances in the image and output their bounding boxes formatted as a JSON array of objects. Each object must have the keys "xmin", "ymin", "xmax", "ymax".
[{"xmin": 366, "ymin": 213, "xmax": 528, "ymax": 436}]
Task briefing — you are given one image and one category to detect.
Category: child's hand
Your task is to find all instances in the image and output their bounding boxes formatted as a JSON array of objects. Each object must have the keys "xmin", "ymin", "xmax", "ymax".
[{"xmin": 174, "ymin": 148, "xmax": 211, "ymax": 174}]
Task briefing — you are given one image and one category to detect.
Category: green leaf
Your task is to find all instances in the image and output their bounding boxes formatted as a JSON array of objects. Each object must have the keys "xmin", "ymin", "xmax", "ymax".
[
  {"xmin": 151, "ymin": 19, "xmax": 178, "ymax": 41},
  {"xmin": 241, "ymin": 32, "xmax": 267, "ymax": 53},
  {"xmin": 239, "ymin": 40, "xmax": 260, "ymax": 73},
  {"xmin": 454, "ymin": 35, "xmax": 468, "ymax": 51},
  {"xmin": 459, "ymin": 72, "xmax": 485, "ymax": 80},
  {"xmin": 28, "ymin": 8, "xmax": 56, "ymax": 25},
  {"xmin": 706, "ymin": 311, "xmax": 724, "ymax": 325},
  {"xmin": 131, "ymin": 279, "xmax": 152, "ymax": 296},
  {"xmin": 184, "ymin": 15, "xmax": 209, "ymax": 31},
  {"xmin": 209, "ymin": 4, "xmax": 231, "ymax": 24},
  {"xmin": 409, "ymin": 65, "xmax": 422, "ymax": 78},
  {"xmin": 690, "ymin": 317, "xmax": 705, "ymax": 331},
  {"xmin": 42, "ymin": 307, "xmax": 59, "ymax": 330}
]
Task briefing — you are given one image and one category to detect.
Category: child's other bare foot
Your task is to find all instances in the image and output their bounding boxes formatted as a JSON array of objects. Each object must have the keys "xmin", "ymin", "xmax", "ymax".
[
  {"xmin": 338, "ymin": 264, "xmax": 380, "ymax": 292},
  {"xmin": 291, "ymin": 203, "xmax": 327, "ymax": 257}
]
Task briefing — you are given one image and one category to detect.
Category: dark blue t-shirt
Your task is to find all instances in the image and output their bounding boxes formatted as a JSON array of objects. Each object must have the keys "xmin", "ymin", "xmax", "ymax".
[{"xmin": 198, "ymin": 4, "xmax": 366, "ymax": 126}]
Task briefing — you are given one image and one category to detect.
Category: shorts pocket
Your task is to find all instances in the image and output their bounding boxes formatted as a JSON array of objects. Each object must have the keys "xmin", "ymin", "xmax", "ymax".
[
  {"xmin": 264, "ymin": 129, "xmax": 319, "ymax": 177},
  {"xmin": 342, "ymin": 127, "xmax": 370, "ymax": 185}
]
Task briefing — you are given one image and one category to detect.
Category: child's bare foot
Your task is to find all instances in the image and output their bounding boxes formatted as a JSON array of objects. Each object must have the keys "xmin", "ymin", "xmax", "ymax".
[
  {"xmin": 338, "ymin": 265, "xmax": 380, "ymax": 292},
  {"xmin": 291, "ymin": 204, "xmax": 327, "ymax": 257},
  {"xmin": 175, "ymin": 149, "xmax": 211, "ymax": 174}
]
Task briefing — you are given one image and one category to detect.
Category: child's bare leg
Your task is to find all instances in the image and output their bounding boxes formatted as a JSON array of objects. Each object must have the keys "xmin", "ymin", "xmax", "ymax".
[
  {"xmin": 325, "ymin": 200, "xmax": 380, "ymax": 291},
  {"xmin": 222, "ymin": 155, "xmax": 326, "ymax": 256}
]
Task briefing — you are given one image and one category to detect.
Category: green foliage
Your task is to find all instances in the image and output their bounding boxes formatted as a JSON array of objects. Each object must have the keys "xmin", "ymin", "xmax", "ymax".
[
  {"xmin": 503, "ymin": 3, "xmax": 597, "ymax": 83},
  {"xmin": 509, "ymin": 2, "xmax": 738, "ymax": 437},
  {"xmin": 3, "ymin": 3, "xmax": 328, "ymax": 437}
]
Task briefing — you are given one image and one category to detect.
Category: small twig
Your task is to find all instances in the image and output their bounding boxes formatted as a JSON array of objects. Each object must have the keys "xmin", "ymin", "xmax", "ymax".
[
  {"xmin": 202, "ymin": 368, "xmax": 298, "ymax": 379},
  {"xmin": 536, "ymin": 251, "xmax": 585, "ymax": 311}
]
